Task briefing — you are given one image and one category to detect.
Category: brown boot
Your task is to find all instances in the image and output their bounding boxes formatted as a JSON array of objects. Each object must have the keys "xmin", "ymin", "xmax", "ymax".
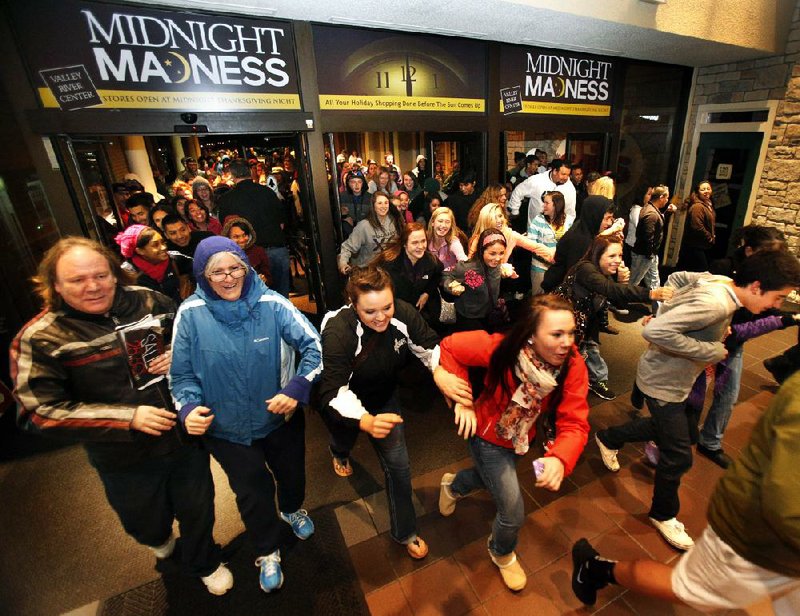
[{"xmin": 488, "ymin": 540, "xmax": 526, "ymax": 591}]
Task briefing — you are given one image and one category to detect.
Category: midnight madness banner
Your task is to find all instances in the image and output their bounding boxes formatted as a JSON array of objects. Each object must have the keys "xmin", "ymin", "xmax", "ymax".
[
  {"xmin": 499, "ymin": 46, "xmax": 615, "ymax": 117},
  {"xmin": 11, "ymin": 0, "xmax": 301, "ymax": 111}
]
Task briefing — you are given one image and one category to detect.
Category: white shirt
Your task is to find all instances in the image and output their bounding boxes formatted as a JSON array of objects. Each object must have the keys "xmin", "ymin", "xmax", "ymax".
[{"xmin": 507, "ymin": 172, "xmax": 577, "ymax": 230}]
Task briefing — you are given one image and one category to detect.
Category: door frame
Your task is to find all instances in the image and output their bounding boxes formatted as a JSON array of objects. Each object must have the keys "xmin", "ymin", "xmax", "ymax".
[{"xmin": 665, "ymin": 100, "xmax": 778, "ymax": 265}]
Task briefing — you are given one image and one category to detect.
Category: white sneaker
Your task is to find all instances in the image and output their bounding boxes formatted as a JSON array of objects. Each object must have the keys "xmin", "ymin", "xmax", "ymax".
[
  {"xmin": 439, "ymin": 473, "xmax": 458, "ymax": 516},
  {"xmin": 149, "ymin": 533, "xmax": 176, "ymax": 559},
  {"xmin": 595, "ymin": 433, "xmax": 620, "ymax": 472},
  {"xmin": 649, "ymin": 517, "xmax": 694, "ymax": 551},
  {"xmin": 201, "ymin": 563, "xmax": 234, "ymax": 596}
]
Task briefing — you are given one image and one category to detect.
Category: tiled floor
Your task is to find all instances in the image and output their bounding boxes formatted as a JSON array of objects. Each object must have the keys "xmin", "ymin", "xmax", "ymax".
[{"xmin": 348, "ymin": 327, "xmax": 796, "ymax": 616}]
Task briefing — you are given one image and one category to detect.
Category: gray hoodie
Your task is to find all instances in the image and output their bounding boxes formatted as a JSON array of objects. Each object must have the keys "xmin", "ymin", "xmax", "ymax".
[
  {"xmin": 636, "ymin": 271, "xmax": 741, "ymax": 403},
  {"xmin": 338, "ymin": 217, "xmax": 398, "ymax": 268}
]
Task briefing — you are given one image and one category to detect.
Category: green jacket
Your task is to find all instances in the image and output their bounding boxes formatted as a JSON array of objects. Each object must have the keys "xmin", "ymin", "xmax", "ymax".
[{"xmin": 707, "ymin": 372, "xmax": 800, "ymax": 577}]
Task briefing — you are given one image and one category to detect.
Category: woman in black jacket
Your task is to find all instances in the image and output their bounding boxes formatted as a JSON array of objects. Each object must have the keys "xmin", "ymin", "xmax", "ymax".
[
  {"xmin": 372, "ymin": 222, "xmax": 443, "ymax": 330},
  {"xmin": 571, "ymin": 235, "xmax": 672, "ymax": 400},
  {"xmin": 542, "ymin": 195, "xmax": 619, "ymax": 292},
  {"xmin": 318, "ymin": 266, "xmax": 470, "ymax": 560}
]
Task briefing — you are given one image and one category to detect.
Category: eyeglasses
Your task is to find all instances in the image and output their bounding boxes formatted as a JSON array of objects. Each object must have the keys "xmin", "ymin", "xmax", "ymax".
[{"xmin": 207, "ymin": 266, "xmax": 247, "ymax": 282}]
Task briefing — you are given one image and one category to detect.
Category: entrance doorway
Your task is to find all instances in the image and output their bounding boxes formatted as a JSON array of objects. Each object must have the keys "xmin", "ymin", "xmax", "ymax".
[
  {"xmin": 691, "ymin": 131, "xmax": 763, "ymax": 259},
  {"xmin": 53, "ymin": 132, "xmax": 324, "ymax": 316}
]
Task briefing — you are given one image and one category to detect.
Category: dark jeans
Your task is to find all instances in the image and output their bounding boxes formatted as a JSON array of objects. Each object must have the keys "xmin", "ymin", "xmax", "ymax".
[
  {"xmin": 328, "ymin": 398, "xmax": 417, "ymax": 544},
  {"xmin": 205, "ymin": 410, "xmax": 306, "ymax": 556},
  {"xmin": 677, "ymin": 246, "xmax": 710, "ymax": 272},
  {"xmin": 600, "ymin": 395, "xmax": 697, "ymax": 521},
  {"xmin": 266, "ymin": 246, "xmax": 291, "ymax": 297},
  {"xmin": 96, "ymin": 444, "xmax": 220, "ymax": 577}
]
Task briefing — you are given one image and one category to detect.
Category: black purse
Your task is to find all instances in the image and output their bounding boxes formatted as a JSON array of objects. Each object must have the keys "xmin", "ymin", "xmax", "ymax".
[{"xmin": 551, "ymin": 273, "xmax": 593, "ymax": 345}]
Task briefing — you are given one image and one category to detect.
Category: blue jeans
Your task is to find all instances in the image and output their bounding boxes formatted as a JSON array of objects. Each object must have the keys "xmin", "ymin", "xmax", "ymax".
[
  {"xmin": 630, "ymin": 253, "xmax": 660, "ymax": 312},
  {"xmin": 266, "ymin": 246, "xmax": 291, "ymax": 298},
  {"xmin": 698, "ymin": 346, "xmax": 744, "ymax": 451},
  {"xmin": 328, "ymin": 398, "xmax": 417, "ymax": 544},
  {"xmin": 580, "ymin": 340, "xmax": 609, "ymax": 383},
  {"xmin": 451, "ymin": 437, "xmax": 524, "ymax": 557}
]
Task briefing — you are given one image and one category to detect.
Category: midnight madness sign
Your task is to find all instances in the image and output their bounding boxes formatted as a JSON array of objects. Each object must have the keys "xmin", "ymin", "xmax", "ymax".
[
  {"xmin": 12, "ymin": 0, "xmax": 301, "ymax": 111},
  {"xmin": 499, "ymin": 46, "xmax": 614, "ymax": 117}
]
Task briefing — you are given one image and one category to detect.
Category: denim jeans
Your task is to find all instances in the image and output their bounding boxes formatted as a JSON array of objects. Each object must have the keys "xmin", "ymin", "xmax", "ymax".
[
  {"xmin": 328, "ymin": 397, "xmax": 417, "ymax": 544},
  {"xmin": 580, "ymin": 340, "xmax": 609, "ymax": 383},
  {"xmin": 601, "ymin": 395, "xmax": 695, "ymax": 521},
  {"xmin": 97, "ymin": 444, "xmax": 220, "ymax": 577},
  {"xmin": 451, "ymin": 437, "xmax": 524, "ymax": 557},
  {"xmin": 630, "ymin": 253, "xmax": 660, "ymax": 313},
  {"xmin": 266, "ymin": 246, "xmax": 291, "ymax": 298},
  {"xmin": 698, "ymin": 346, "xmax": 744, "ymax": 451}
]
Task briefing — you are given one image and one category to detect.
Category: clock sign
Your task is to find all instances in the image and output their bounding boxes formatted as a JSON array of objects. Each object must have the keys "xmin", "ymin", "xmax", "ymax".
[{"xmin": 314, "ymin": 26, "xmax": 486, "ymax": 113}]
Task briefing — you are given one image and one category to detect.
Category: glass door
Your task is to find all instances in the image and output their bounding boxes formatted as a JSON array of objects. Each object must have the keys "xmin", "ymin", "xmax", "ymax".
[{"xmin": 428, "ymin": 132, "xmax": 486, "ymax": 192}]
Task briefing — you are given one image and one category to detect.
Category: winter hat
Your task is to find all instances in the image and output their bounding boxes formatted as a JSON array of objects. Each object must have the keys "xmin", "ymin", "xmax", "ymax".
[
  {"xmin": 192, "ymin": 236, "xmax": 253, "ymax": 299},
  {"xmin": 423, "ymin": 178, "xmax": 441, "ymax": 194},
  {"xmin": 114, "ymin": 224, "xmax": 148, "ymax": 258}
]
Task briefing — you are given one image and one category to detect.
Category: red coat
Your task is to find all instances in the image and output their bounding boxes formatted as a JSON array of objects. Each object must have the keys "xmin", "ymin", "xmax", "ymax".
[{"xmin": 439, "ymin": 331, "xmax": 590, "ymax": 475}]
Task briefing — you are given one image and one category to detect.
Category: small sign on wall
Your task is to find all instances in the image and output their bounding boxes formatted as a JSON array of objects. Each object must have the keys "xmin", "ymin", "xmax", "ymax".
[
  {"xmin": 715, "ymin": 163, "xmax": 733, "ymax": 180},
  {"xmin": 39, "ymin": 65, "xmax": 102, "ymax": 111},
  {"xmin": 501, "ymin": 86, "xmax": 523, "ymax": 114}
]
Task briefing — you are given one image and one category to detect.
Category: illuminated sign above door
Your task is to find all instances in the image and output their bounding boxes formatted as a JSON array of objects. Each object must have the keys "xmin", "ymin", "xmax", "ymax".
[
  {"xmin": 12, "ymin": 0, "xmax": 301, "ymax": 111},
  {"xmin": 499, "ymin": 46, "xmax": 615, "ymax": 117},
  {"xmin": 313, "ymin": 26, "xmax": 486, "ymax": 113}
]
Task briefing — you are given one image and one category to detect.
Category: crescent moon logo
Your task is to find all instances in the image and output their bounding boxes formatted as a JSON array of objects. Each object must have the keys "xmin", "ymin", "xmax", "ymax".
[
  {"xmin": 169, "ymin": 52, "xmax": 191, "ymax": 84},
  {"xmin": 557, "ymin": 77, "xmax": 566, "ymax": 98}
]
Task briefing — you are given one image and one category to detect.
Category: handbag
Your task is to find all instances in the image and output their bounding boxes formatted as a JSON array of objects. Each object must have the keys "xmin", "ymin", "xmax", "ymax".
[
  {"xmin": 552, "ymin": 273, "xmax": 593, "ymax": 344},
  {"xmin": 438, "ymin": 292, "xmax": 457, "ymax": 324}
]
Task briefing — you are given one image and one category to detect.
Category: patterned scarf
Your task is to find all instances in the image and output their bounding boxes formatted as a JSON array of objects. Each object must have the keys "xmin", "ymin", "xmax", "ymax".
[{"xmin": 495, "ymin": 343, "xmax": 560, "ymax": 454}]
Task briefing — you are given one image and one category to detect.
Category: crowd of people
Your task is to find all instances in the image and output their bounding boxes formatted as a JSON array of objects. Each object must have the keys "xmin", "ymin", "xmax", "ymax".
[{"xmin": 9, "ymin": 146, "xmax": 800, "ymax": 613}]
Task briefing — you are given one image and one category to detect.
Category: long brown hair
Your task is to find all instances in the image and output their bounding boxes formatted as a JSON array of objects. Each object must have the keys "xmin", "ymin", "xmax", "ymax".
[
  {"xmin": 366, "ymin": 190, "xmax": 404, "ymax": 233},
  {"xmin": 467, "ymin": 184, "xmax": 507, "ymax": 229},
  {"xmin": 484, "ymin": 294, "xmax": 575, "ymax": 402},
  {"xmin": 542, "ymin": 191, "xmax": 566, "ymax": 228}
]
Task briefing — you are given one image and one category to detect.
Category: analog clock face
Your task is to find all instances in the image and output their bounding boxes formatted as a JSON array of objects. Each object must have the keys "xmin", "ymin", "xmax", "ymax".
[{"xmin": 345, "ymin": 54, "xmax": 454, "ymax": 97}]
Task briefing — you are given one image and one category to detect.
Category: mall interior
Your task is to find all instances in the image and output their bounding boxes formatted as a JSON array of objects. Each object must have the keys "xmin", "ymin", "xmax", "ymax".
[{"xmin": 0, "ymin": 1, "xmax": 799, "ymax": 614}]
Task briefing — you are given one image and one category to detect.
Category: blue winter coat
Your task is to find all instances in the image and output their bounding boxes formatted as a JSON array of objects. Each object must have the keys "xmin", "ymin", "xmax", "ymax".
[{"xmin": 169, "ymin": 239, "xmax": 322, "ymax": 445}]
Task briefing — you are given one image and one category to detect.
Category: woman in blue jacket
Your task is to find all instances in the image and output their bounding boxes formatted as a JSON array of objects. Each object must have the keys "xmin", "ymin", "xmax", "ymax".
[{"xmin": 170, "ymin": 236, "xmax": 323, "ymax": 594}]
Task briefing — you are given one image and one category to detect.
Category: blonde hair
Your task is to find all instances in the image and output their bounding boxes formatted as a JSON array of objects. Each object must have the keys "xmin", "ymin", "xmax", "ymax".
[
  {"xmin": 426, "ymin": 206, "xmax": 458, "ymax": 245},
  {"xmin": 468, "ymin": 203, "xmax": 509, "ymax": 257},
  {"xmin": 589, "ymin": 176, "xmax": 615, "ymax": 199}
]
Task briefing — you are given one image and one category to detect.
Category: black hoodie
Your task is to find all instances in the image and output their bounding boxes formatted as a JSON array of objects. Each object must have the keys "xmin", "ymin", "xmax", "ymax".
[{"xmin": 542, "ymin": 195, "xmax": 612, "ymax": 291}]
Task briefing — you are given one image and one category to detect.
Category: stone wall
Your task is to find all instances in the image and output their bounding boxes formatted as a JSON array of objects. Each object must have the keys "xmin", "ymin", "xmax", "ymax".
[{"xmin": 675, "ymin": 1, "xmax": 800, "ymax": 253}]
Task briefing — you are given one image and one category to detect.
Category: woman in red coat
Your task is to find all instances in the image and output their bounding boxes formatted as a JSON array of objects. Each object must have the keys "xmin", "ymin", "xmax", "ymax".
[{"xmin": 433, "ymin": 294, "xmax": 590, "ymax": 592}]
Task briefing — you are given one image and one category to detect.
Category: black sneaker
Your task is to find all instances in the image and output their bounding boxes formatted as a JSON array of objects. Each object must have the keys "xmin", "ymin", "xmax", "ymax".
[
  {"xmin": 589, "ymin": 381, "xmax": 617, "ymax": 400},
  {"xmin": 696, "ymin": 444, "xmax": 732, "ymax": 469},
  {"xmin": 600, "ymin": 323, "xmax": 620, "ymax": 335},
  {"xmin": 571, "ymin": 538, "xmax": 607, "ymax": 606},
  {"xmin": 763, "ymin": 357, "xmax": 791, "ymax": 384}
]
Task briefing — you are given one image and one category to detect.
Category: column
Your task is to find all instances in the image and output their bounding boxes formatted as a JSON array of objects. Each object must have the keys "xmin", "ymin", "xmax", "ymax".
[
  {"xmin": 170, "ymin": 135, "xmax": 186, "ymax": 172},
  {"xmin": 123, "ymin": 136, "xmax": 158, "ymax": 195}
]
